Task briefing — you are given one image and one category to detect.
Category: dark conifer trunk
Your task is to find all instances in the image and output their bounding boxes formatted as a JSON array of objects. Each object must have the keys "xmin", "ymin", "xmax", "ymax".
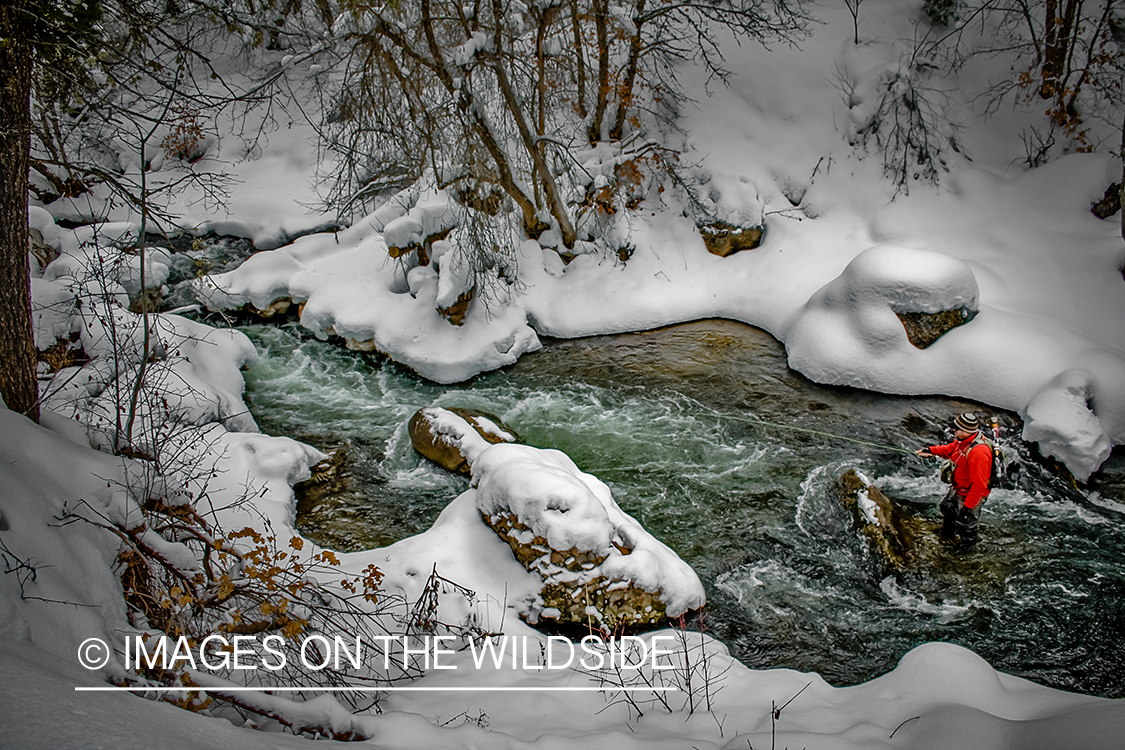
[{"xmin": 0, "ymin": 1, "xmax": 39, "ymax": 421}]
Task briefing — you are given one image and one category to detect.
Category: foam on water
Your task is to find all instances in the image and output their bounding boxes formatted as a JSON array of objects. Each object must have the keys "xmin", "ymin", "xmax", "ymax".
[
  {"xmin": 238, "ymin": 320, "xmax": 1125, "ymax": 697},
  {"xmin": 1088, "ymin": 492, "xmax": 1125, "ymax": 515},
  {"xmin": 879, "ymin": 577, "xmax": 978, "ymax": 624}
]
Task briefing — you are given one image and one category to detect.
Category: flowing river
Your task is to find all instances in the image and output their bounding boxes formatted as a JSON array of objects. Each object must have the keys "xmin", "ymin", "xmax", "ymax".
[{"xmin": 238, "ymin": 319, "xmax": 1125, "ymax": 698}]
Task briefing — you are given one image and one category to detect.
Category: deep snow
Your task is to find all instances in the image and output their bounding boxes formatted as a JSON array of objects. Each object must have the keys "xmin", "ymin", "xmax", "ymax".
[
  {"xmin": 8, "ymin": 0, "xmax": 1125, "ymax": 747},
  {"xmin": 191, "ymin": 53, "xmax": 1125, "ymax": 481}
]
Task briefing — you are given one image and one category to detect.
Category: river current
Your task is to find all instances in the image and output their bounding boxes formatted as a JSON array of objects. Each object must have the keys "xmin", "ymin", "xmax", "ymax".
[{"xmin": 239, "ymin": 319, "xmax": 1125, "ymax": 698}]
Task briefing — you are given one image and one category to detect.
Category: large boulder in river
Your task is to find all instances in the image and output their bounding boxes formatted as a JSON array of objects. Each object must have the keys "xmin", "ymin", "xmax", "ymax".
[
  {"xmin": 895, "ymin": 308, "xmax": 973, "ymax": 349},
  {"xmin": 786, "ymin": 245, "xmax": 980, "ymax": 386},
  {"xmin": 838, "ymin": 469, "xmax": 917, "ymax": 571},
  {"xmin": 472, "ymin": 443, "xmax": 705, "ymax": 632},
  {"xmin": 409, "ymin": 407, "xmax": 518, "ymax": 475}
]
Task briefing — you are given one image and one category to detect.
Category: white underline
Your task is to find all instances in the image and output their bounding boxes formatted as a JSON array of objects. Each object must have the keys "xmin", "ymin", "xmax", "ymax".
[{"xmin": 75, "ymin": 686, "xmax": 679, "ymax": 693}]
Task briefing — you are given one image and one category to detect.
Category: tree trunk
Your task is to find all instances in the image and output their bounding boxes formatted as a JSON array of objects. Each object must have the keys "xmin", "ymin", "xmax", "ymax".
[
  {"xmin": 1041, "ymin": 0, "xmax": 1060, "ymax": 97},
  {"xmin": 610, "ymin": 0, "xmax": 646, "ymax": 142},
  {"xmin": 588, "ymin": 0, "xmax": 610, "ymax": 145},
  {"xmin": 0, "ymin": 1, "xmax": 40, "ymax": 422},
  {"xmin": 489, "ymin": 0, "xmax": 577, "ymax": 246},
  {"xmin": 570, "ymin": 0, "xmax": 587, "ymax": 118},
  {"xmin": 418, "ymin": 0, "xmax": 545, "ymax": 236},
  {"xmin": 1041, "ymin": 0, "xmax": 1082, "ymax": 100},
  {"xmin": 493, "ymin": 58, "xmax": 577, "ymax": 246},
  {"xmin": 536, "ymin": 9, "xmax": 548, "ymax": 136}
]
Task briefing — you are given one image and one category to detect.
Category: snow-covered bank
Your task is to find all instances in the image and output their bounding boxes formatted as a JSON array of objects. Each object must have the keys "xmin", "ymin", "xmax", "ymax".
[
  {"xmin": 3, "ymin": 399, "xmax": 1124, "ymax": 749},
  {"xmin": 31, "ymin": 58, "xmax": 336, "ymax": 253},
  {"xmin": 14, "ymin": 0, "xmax": 1125, "ymax": 746},
  {"xmin": 16, "ymin": 206, "xmax": 1125, "ymax": 747},
  {"xmin": 183, "ymin": 4, "xmax": 1124, "ymax": 480},
  {"xmin": 194, "ymin": 148, "xmax": 1125, "ymax": 480}
]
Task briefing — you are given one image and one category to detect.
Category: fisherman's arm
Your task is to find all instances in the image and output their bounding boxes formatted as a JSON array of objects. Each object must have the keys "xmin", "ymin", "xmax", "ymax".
[{"xmin": 919, "ymin": 442, "xmax": 956, "ymax": 459}]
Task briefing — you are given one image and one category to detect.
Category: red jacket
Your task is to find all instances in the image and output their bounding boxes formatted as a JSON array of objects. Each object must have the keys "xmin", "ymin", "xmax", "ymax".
[{"xmin": 930, "ymin": 434, "xmax": 992, "ymax": 509}]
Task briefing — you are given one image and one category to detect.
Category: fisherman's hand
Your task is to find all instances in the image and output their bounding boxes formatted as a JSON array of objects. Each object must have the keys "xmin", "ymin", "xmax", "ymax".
[{"xmin": 915, "ymin": 449, "xmax": 934, "ymax": 458}]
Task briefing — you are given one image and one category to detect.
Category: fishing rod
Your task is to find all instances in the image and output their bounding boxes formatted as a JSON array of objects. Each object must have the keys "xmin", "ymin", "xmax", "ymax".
[
  {"xmin": 572, "ymin": 396, "xmax": 933, "ymax": 478},
  {"xmin": 684, "ymin": 400, "xmax": 921, "ymax": 456},
  {"xmin": 715, "ymin": 410, "xmax": 920, "ymax": 456}
]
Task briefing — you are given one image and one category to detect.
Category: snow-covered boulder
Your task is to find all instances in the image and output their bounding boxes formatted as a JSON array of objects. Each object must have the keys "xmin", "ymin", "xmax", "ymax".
[
  {"xmin": 1022, "ymin": 370, "xmax": 1113, "ymax": 482},
  {"xmin": 408, "ymin": 406, "xmax": 518, "ymax": 475},
  {"xmin": 30, "ymin": 277, "xmax": 79, "ymax": 350},
  {"xmin": 28, "ymin": 227, "xmax": 59, "ymax": 274},
  {"xmin": 383, "ymin": 192, "xmax": 456, "ymax": 257},
  {"xmin": 471, "ymin": 443, "xmax": 705, "ymax": 630},
  {"xmin": 787, "ymin": 245, "xmax": 980, "ymax": 381},
  {"xmin": 194, "ymin": 249, "xmax": 302, "ymax": 312}
]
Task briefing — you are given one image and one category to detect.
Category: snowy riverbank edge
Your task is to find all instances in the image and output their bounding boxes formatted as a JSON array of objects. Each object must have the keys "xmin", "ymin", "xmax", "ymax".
[
  {"xmin": 11, "ymin": 221, "xmax": 1125, "ymax": 748},
  {"xmin": 2, "ymin": 398, "xmax": 1124, "ymax": 750},
  {"xmin": 33, "ymin": 7, "xmax": 1125, "ymax": 483},
  {"xmin": 190, "ymin": 151, "xmax": 1125, "ymax": 483}
]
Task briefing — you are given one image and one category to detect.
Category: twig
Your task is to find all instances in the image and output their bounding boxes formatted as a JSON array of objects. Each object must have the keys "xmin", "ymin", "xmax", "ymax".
[
  {"xmin": 890, "ymin": 716, "xmax": 921, "ymax": 738},
  {"xmin": 772, "ymin": 681, "xmax": 812, "ymax": 750},
  {"xmin": 775, "ymin": 681, "xmax": 812, "ymax": 717}
]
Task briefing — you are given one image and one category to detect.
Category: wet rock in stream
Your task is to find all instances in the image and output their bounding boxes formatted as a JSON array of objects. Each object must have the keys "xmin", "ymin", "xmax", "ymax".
[
  {"xmin": 408, "ymin": 406, "xmax": 519, "ymax": 475},
  {"xmin": 838, "ymin": 468, "xmax": 920, "ymax": 572}
]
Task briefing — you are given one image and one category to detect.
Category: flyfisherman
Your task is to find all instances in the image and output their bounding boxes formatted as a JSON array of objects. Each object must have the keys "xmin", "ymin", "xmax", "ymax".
[{"xmin": 915, "ymin": 412, "xmax": 992, "ymax": 546}]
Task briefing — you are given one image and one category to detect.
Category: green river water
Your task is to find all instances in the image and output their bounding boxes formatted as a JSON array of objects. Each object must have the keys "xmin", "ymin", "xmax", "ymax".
[{"xmin": 238, "ymin": 319, "xmax": 1125, "ymax": 698}]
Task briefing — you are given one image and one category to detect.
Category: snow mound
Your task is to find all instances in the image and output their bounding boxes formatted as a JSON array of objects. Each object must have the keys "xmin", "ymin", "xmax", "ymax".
[
  {"xmin": 786, "ymin": 244, "xmax": 978, "ymax": 375},
  {"xmin": 1022, "ymin": 370, "xmax": 1113, "ymax": 481},
  {"xmin": 194, "ymin": 249, "xmax": 302, "ymax": 310},
  {"xmin": 471, "ymin": 443, "xmax": 705, "ymax": 617},
  {"xmin": 195, "ymin": 209, "xmax": 542, "ymax": 384},
  {"xmin": 382, "ymin": 191, "xmax": 455, "ymax": 250}
]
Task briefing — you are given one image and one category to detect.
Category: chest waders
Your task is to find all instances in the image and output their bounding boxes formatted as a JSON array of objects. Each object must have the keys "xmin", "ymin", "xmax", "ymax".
[
  {"xmin": 938, "ymin": 440, "xmax": 988, "ymax": 546},
  {"xmin": 940, "ymin": 487, "xmax": 981, "ymax": 545}
]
